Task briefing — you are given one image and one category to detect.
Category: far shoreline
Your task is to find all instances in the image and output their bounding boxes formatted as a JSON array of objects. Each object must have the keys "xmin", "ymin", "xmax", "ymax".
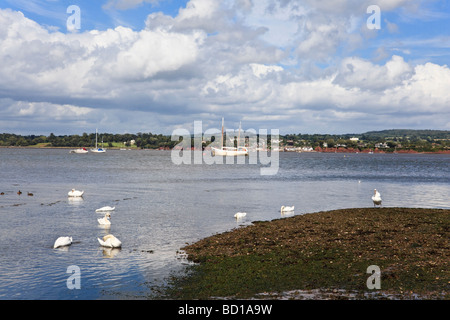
[{"xmin": 1, "ymin": 145, "xmax": 449, "ymax": 154}]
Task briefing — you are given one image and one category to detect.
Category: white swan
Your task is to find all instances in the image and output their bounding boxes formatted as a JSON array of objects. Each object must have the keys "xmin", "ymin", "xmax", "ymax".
[
  {"xmin": 68, "ymin": 189, "xmax": 84, "ymax": 197},
  {"xmin": 372, "ymin": 189, "xmax": 382, "ymax": 207},
  {"xmin": 98, "ymin": 212, "xmax": 111, "ymax": 226},
  {"xmin": 98, "ymin": 234, "xmax": 122, "ymax": 248},
  {"xmin": 54, "ymin": 236, "xmax": 72, "ymax": 249},
  {"xmin": 281, "ymin": 206, "xmax": 294, "ymax": 212},
  {"xmin": 234, "ymin": 212, "xmax": 247, "ymax": 219},
  {"xmin": 95, "ymin": 206, "xmax": 115, "ymax": 212}
]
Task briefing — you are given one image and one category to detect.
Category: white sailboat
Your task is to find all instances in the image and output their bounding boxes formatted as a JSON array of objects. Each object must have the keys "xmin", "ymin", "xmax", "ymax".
[
  {"xmin": 211, "ymin": 118, "xmax": 248, "ymax": 156},
  {"xmin": 91, "ymin": 129, "xmax": 106, "ymax": 153}
]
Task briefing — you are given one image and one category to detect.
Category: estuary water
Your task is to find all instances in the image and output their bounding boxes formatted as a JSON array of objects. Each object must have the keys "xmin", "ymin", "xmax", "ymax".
[{"xmin": 0, "ymin": 148, "xmax": 448, "ymax": 299}]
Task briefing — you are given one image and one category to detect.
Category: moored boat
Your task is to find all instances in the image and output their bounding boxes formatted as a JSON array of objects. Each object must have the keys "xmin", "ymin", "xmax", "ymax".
[
  {"xmin": 211, "ymin": 118, "xmax": 248, "ymax": 156},
  {"xmin": 91, "ymin": 129, "xmax": 106, "ymax": 153},
  {"xmin": 70, "ymin": 148, "xmax": 88, "ymax": 154}
]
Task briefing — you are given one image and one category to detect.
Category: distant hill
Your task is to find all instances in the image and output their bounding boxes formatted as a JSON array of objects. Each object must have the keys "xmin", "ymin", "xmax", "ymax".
[{"xmin": 360, "ymin": 129, "xmax": 450, "ymax": 140}]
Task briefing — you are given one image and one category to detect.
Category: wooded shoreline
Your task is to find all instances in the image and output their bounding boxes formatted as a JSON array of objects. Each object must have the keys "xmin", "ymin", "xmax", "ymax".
[{"xmin": 1, "ymin": 129, "xmax": 449, "ymax": 153}]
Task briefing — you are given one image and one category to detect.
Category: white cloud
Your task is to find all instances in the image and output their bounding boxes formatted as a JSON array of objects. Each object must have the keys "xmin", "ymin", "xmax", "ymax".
[
  {"xmin": 0, "ymin": 8, "xmax": 205, "ymax": 99},
  {"xmin": 0, "ymin": 0, "xmax": 449, "ymax": 135},
  {"xmin": 250, "ymin": 63, "xmax": 283, "ymax": 78},
  {"xmin": 382, "ymin": 62, "xmax": 450, "ymax": 113},
  {"xmin": 2, "ymin": 99, "xmax": 92, "ymax": 117},
  {"xmin": 334, "ymin": 55, "xmax": 413, "ymax": 90},
  {"xmin": 106, "ymin": 29, "xmax": 204, "ymax": 80}
]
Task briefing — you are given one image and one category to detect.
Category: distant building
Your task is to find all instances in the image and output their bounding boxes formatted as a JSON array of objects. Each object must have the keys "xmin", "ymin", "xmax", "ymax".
[
  {"xmin": 350, "ymin": 137, "xmax": 359, "ymax": 141},
  {"xmin": 375, "ymin": 142, "xmax": 388, "ymax": 149}
]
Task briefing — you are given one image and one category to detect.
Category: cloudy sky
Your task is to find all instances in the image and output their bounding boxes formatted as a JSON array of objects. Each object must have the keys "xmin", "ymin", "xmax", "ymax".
[{"xmin": 0, "ymin": 0, "xmax": 449, "ymax": 135}]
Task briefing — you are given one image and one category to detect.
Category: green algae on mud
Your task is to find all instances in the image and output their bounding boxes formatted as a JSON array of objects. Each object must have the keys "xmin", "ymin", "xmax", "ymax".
[{"xmin": 165, "ymin": 207, "xmax": 449, "ymax": 300}]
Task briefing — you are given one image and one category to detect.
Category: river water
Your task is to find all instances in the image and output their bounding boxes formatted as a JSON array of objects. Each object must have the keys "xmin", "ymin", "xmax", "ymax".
[{"xmin": 0, "ymin": 148, "xmax": 448, "ymax": 299}]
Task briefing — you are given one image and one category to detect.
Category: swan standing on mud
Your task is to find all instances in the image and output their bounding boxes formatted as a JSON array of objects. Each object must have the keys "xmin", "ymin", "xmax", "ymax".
[{"xmin": 372, "ymin": 189, "xmax": 382, "ymax": 207}]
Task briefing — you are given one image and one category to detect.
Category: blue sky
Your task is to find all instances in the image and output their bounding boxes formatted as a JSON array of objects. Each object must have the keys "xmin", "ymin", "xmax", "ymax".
[
  {"xmin": 3, "ymin": 0, "xmax": 190, "ymax": 31},
  {"xmin": 0, "ymin": 0, "xmax": 449, "ymax": 135}
]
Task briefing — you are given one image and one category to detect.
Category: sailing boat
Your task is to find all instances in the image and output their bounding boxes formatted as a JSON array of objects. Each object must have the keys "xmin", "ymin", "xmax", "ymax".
[
  {"xmin": 91, "ymin": 129, "xmax": 106, "ymax": 153},
  {"xmin": 211, "ymin": 118, "xmax": 248, "ymax": 156}
]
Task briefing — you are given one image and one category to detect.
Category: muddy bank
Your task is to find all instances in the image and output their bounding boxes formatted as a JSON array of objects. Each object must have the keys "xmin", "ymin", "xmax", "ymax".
[{"xmin": 167, "ymin": 207, "xmax": 449, "ymax": 299}]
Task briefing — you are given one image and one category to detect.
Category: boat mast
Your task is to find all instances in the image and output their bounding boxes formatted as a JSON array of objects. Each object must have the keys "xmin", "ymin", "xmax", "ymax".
[
  {"xmin": 238, "ymin": 121, "xmax": 241, "ymax": 148},
  {"xmin": 221, "ymin": 117, "xmax": 224, "ymax": 149}
]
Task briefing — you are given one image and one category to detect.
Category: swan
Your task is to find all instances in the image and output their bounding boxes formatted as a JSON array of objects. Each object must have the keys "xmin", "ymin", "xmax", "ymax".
[
  {"xmin": 98, "ymin": 234, "xmax": 122, "ymax": 248},
  {"xmin": 372, "ymin": 189, "xmax": 382, "ymax": 207},
  {"xmin": 95, "ymin": 206, "xmax": 115, "ymax": 212},
  {"xmin": 98, "ymin": 212, "xmax": 111, "ymax": 225},
  {"xmin": 281, "ymin": 206, "xmax": 294, "ymax": 212},
  {"xmin": 54, "ymin": 236, "xmax": 72, "ymax": 249},
  {"xmin": 234, "ymin": 212, "xmax": 247, "ymax": 219},
  {"xmin": 68, "ymin": 189, "xmax": 84, "ymax": 197}
]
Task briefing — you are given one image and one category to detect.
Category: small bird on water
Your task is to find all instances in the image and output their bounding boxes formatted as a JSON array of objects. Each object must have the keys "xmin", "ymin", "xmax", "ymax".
[{"xmin": 17, "ymin": 190, "xmax": 22, "ymax": 195}]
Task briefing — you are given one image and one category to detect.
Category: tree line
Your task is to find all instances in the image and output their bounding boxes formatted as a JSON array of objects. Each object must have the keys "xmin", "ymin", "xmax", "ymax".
[
  {"xmin": 0, "ymin": 129, "xmax": 449, "ymax": 152},
  {"xmin": 0, "ymin": 132, "xmax": 177, "ymax": 149},
  {"xmin": 282, "ymin": 130, "xmax": 450, "ymax": 152}
]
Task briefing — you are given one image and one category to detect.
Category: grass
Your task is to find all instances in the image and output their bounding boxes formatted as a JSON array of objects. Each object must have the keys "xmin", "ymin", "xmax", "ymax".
[
  {"xmin": 107, "ymin": 142, "xmax": 138, "ymax": 149},
  {"xmin": 160, "ymin": 207, "xmax": 449, "ymax": 300}
]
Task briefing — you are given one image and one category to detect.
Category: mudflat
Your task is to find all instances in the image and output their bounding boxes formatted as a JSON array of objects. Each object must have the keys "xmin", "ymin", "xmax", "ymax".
[{"xmin": 169, "ymin": 207, "xmax": 449, "ymax": 299}]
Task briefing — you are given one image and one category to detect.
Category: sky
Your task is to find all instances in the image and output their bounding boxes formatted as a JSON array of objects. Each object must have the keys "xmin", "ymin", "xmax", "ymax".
[{"xmin": 0, "ymin": 0, "xmax": 449, "ymax": 135}]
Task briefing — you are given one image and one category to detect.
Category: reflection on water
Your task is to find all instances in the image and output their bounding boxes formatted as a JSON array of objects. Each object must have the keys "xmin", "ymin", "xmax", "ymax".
[
  {"xmin": 0, "ymin": 149, "xmax": 448, "ymax": 299},
  {"xmin": 101, "ymin": 248, "xmax": 122, "ymax": 259}
]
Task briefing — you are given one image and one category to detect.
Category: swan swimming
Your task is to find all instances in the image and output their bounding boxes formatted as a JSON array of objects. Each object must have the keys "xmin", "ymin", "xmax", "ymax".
[
  {"xmin": 281, "ymin": 206, "xmax": 294, "ymax": 212},
  {"xmin": 68, "ymin": 189, "xmax": 84, "ymax": 197},
  {"xmin": 98, "ymin": 212, "xmax": 111, "ymax": 226},
  {"xmin": 95, "ymin": 206, "xmax": 115, "ymax": 212},
  {"xmin": 234, "ymin": 212, "xmax": 247, "ymax": 219},
  {"xmin": 53, "ymin": 236, "xmax": 72, "ymax": 249},
  {"xmin": 372, "ymin": 189, "xmax": 382, "ymax": 207},
  {"xmin": 98, "ymin": 234, "xmax": 122, "ymax": 248}
]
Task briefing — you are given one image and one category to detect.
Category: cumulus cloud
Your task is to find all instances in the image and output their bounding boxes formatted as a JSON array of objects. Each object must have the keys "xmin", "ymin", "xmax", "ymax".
[
  {"xmin": 106, "ymin": 29, "xmax": 204, "ymax": 80},
  {"xmin": 0, "ymin": 0, "xmax": 449, "ymax": 135},
  {"xmin": 0, "ymin": 8, "xmax": 205, "ymax": 101},
  {"xmin": 334, "ymin": 55, "xmax": 413, "ymax": 90}
]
